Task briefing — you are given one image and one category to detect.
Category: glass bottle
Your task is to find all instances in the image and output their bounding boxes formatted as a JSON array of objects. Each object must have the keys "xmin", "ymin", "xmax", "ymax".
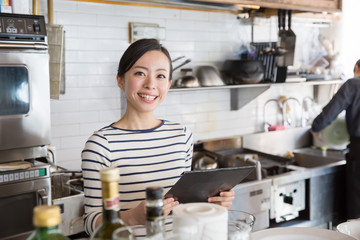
[
  {"xmin": 26, "ymin": 205, "xmax": 69, "ymax": 240},
  {"xmin": 91, "ymin": 168, "xmax": 134, "ymax": 240},
  {"xmin": 146, "ymin": 186, "xmax": 165, "ymax": 239}
]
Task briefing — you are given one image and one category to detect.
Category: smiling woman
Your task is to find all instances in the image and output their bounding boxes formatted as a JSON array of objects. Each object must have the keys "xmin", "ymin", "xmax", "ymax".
[
  {"xmin": 81, "ymin": 39, "xmax": 193, "ymax": 236},
  {"xmin": 81, "ymin": 38, "xmax": 235, "ymax": 237}
]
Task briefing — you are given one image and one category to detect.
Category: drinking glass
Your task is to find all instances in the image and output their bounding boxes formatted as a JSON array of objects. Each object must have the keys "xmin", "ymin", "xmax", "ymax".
[
  {"xmin": 112, "ymin": 226, "xmax": 137, "ymax": 240},
  {"xmin": 227, "ymin": 220, "xmax": 251, "ymax": 240},
  {"xmin": 228, "ymin": 210, "xmax": 255, "ymax": 231}
]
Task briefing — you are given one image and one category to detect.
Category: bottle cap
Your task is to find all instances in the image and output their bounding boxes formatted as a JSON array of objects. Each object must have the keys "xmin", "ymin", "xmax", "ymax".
[
  {"xmin": 100, "ymin": 168, "xmax": 120, "ymax": 182},
  {"xmin": 146, "ymin": 186, "xmax": 163, "ymax": 200},
  {"xmin": 33, "ymin": 205, "xmax": 61, "ymax": 227}
]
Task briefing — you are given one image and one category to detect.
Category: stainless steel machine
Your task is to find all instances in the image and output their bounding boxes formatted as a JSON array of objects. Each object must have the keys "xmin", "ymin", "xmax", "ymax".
[
  {"xmin": 0, "ymin": 13, "xmax": 52, "ymax": 239},
  {"xmin": 0, "ymin": 13, "xmax": 51, "ymax": 161}
]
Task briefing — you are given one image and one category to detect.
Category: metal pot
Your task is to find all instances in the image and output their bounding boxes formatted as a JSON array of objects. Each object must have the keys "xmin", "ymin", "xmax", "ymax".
[
  {"xmin": 192, "ymin": 150, "xmax": 219, "ymax": 170},
  {"xmin": 172, "ymin": 68, "xmax": 200, "ymax": 88},
  {"xmin": 222, "ymin": 60, "xmax": 265, "ymax": 84},
  {"xmin": 173, "ymin": 75, "xmax": 200, "ymax": 88},
  {"xmin": 195, "ymin": 65, "xmax": 225, "ymax": 87}
]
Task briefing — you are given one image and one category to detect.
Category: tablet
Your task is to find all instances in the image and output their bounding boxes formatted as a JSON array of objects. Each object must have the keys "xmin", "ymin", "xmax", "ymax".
[{"xmin": 165, "ymin": 166, "xmax": 255, "ymax": 203}]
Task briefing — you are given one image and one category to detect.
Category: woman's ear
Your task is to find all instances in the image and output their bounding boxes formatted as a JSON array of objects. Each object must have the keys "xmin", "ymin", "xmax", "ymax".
[
  {"xmin": 117, "ymin": 75, "xmax": 125, "ymax": 90},
  {"xmin": 168, "ymin": 80, "xmax": 172, "ymax": 90}
]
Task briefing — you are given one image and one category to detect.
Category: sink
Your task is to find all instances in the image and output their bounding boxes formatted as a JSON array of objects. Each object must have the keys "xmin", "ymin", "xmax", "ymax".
[
  {"xmin": 292, "ymin": 148, "xmax": 346, "ymax": 168},
  {"xmin": 51, "ymin": 173, "xmax": 85, "ymax": 236}
]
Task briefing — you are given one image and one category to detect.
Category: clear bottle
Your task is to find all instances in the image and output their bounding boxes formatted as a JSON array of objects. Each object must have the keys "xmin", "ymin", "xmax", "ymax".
[
  {"xmin": 26, "ymin": 205, "xmax": 69, "ymax": 240},
  {"xmin": 146, "ymin": 186, "xmax": 165, "ymax": 239},
  {"xmin": 91, "ymin": 168, "xmax": 134, "ymax": 240}
]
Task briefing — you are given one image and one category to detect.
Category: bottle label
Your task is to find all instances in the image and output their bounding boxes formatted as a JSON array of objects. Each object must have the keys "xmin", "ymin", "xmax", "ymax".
[{"xmin": 103, "ymin": 194, "xmax": 120, "ymax": 211}]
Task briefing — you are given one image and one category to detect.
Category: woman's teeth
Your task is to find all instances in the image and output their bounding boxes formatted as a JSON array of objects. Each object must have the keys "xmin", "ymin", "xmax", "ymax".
[{"xmin": 139, "ymin": 94, "xmax": 156, "ymax": 100}]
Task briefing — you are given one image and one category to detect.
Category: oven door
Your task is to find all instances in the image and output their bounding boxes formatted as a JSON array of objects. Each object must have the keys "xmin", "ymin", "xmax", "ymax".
[
  {"xmin": 0, "ymin": 47, "xmax": 50, "ymax": 153},
  {"xmin": 0, "ymin": 177, "xmax": 51, "ymax": 240}
]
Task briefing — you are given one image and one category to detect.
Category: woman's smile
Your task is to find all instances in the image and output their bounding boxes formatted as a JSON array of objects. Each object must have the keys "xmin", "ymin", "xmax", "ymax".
[{"xmin": 138, "ymin": 93, "xmax": 158, "ymax": 102}]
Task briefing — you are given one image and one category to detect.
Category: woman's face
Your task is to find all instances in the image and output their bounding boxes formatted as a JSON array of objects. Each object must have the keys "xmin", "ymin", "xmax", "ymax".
[{"xmin": 117, "ymin": 50, "xmax": 172, "ymax": 114}]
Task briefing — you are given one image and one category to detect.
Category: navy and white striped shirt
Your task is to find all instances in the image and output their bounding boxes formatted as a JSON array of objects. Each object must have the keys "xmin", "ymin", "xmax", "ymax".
[{"xmin": 81, "ymin": 120, "xmax": 193, "ymax": 235}]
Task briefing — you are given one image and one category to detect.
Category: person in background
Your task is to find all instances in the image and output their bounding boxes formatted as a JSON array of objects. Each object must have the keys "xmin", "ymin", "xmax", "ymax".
[
  {"xmin": 81, "ymin": 38, "xmax": 235, "ymax": 236},
  {"xmin": 311, "ymin": 59, "xmax": 360, "ymax": 219}
]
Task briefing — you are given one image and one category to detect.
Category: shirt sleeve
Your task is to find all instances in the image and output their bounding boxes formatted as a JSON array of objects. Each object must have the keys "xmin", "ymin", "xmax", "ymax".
[
  {"xmin": 311, "ymin": 80, "xmax": 354, "ymax": 132},
  {"xmin": 81, "ymin": 132, "xmax": 112, "ymax": 236}
]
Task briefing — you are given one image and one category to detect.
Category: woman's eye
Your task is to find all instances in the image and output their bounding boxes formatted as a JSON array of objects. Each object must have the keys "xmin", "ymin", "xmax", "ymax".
[
  {"xmin": 135, "ymin": 72, "xmax": 145, "ymax": 76},
  {"xmin": 158, "ymin": 74, "xmax": 166, "ymax": 79}
]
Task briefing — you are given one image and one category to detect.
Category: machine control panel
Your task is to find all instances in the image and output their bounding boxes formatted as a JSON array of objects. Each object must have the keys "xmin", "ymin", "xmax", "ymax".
[
  {"xmin": 0, "ymin": 163, "xmax": 50, "ymax": 185},
  {"xmin": 0, "ymin": 13, "xmax": 46, "ymax": 42}
]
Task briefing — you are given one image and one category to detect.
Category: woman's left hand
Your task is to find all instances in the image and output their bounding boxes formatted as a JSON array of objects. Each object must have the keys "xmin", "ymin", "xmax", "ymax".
[{"xmin": 207, "ymin": 189, "xmax": 235, "ymax": 210}]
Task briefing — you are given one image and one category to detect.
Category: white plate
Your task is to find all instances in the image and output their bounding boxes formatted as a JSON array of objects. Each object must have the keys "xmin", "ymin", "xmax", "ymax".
[
  {"xmin": 337, "ymin": 220, "xmax": 360, "ymax": 240},
  {"xmin": 251, "ymin": 227, "xmax": 356, "ymax": 240}
]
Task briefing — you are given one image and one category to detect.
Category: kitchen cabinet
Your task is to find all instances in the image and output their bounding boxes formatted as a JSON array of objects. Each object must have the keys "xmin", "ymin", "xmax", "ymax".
[
  {"xmin": 169, "ymin": 79, "xmax": 343, "ymax": 110},
  {"xmin": 196, "ymin": 0, "xmax": 342, "ymax": 12}
]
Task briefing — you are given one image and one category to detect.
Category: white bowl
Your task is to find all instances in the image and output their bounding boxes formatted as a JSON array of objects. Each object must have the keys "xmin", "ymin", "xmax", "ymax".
[{"xmin": 336, "ymin": 220, "xmax": 360, "ymax": 240}]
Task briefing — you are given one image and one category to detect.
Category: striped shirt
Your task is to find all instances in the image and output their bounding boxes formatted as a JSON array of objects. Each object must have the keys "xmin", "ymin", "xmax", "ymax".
[{"xmin": 81, "ymin": 120, "xmax": 193, "ymax": 235}]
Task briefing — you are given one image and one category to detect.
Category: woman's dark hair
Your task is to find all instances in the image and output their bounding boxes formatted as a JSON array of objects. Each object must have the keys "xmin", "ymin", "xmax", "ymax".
[{"xmin": 117, "ymin": 38, "xmax": 173, "ymax": 80}]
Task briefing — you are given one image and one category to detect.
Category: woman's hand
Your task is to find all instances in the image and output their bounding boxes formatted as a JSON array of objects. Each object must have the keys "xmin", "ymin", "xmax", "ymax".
[
  {"xmin": 207, "ymin": 189, "xmax": 235, "ymax": 210},
  {"xmin": 120, "ymin": 201, "xmax": 146, "ymax": 226},
  {"xmin": 164, "ymin": 197, "xmax": 179, "ymax": 216}
]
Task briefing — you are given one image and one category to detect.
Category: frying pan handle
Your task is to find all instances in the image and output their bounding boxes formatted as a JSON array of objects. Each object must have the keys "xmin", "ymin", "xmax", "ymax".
[{"xmin": 173, "ymin": 59, "xmax": 191, "ymax": 72}]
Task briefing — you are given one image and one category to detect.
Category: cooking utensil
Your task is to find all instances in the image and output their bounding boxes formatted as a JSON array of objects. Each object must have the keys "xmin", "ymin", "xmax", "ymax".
[
  {"xmin": 173, "ymin": 58, "xmax": 191, "ymax": 72},
  {"xmin": 173, "ymin": 75, "xmax": 200, "ymax": 88},
  {"xmin": 192, "ymin": 150, "xmax": 219, "ymax": 170},
  {"xmin": 172, "ymin": 68, "xmax": 200, "ymax": 88},
  {"xmin": 195, "ymin": 65, "xmax": 225, "ymax": 87},
  {"xmin": 222, "ymin": 60, "xmax": 265, "ymax": 84},
  {"xmin": 277, "ymin": 9, "xmax": 296, "ymax": 67},
  {"xmin": 172, "ymin": 56, "xmax": 185, "ymax": 63}
]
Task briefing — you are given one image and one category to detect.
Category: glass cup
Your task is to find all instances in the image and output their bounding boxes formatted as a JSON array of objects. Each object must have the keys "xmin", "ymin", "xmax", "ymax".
[
  {"xmin": 112, "ymin": 226, "xmax": 137, "ymax": 240},
  {"xmin": 227, "ymin": 220, "xmax": 251, "ymax": 240},
  {"xmin": 228, "ymin": 210, "xmax": 255, "ymax": 231}
]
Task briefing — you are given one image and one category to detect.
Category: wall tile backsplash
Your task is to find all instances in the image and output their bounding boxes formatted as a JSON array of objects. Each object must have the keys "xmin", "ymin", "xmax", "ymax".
[{"xmin": 48, "ymin": 0, "xmax": 324, "ymax": 170}]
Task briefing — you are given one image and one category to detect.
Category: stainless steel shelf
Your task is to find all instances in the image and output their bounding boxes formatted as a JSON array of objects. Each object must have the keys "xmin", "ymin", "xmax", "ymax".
[
  {"xmin": 169, "ymin": 79, "xmax": 343, "ymax": 110},
  {"xmin": 169, "ymin": 79, "xmax": 343, "ymax": 92}
]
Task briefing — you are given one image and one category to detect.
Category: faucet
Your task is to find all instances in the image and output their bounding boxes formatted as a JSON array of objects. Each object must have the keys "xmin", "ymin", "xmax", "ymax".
[
  {"xmin": 302, "ymin": 97, "xmax": 314, "ymax": 126},
  {"xmin": 263, "ymin": 99, "xmax": 281, "ymax": 132},
  {"xmin": 282, "ymin": 97, "xmax": 301, "ymax": 128}
]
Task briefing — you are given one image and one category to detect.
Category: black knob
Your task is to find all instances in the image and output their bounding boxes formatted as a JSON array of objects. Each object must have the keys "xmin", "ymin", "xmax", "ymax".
[
  {"xmin": 33, "ymin": 23, "xmax": 40, "ymax": 32},
  {"xmin": 283, "ymin": 195, "xmax": 293, "ymax": 205}
]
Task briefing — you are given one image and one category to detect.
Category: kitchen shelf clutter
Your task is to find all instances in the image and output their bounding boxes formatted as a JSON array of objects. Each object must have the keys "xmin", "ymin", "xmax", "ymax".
[
  {"xmin": 196, "ymin": 0, "xmax": 342, "ymax": 13},
  {"xmin": 170, "ymin": 79, "xmax": 343, "ymax": 110}
]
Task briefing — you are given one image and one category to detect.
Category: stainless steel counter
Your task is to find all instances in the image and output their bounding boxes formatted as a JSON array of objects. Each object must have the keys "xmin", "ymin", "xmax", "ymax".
[{"xmin": 238, "ymin": 128, "xmax": 347, "ymax": 229}]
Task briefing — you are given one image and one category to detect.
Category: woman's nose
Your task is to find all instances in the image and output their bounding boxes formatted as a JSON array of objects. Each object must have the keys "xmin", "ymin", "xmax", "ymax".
[{"xmin": 144, "ymin": 75, "xmax": 156, "ymax": 89}]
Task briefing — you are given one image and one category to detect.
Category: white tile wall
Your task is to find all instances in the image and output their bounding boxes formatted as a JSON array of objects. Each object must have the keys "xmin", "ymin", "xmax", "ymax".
[{"xmin": 45, "ymin": 0, "xmax": 326, "ymax": 169}]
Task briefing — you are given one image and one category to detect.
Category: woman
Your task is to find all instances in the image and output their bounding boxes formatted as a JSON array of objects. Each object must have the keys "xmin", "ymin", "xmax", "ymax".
[{"xmin": 81, "ymin": 39, "xmax": 235, "ymax": 235}]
